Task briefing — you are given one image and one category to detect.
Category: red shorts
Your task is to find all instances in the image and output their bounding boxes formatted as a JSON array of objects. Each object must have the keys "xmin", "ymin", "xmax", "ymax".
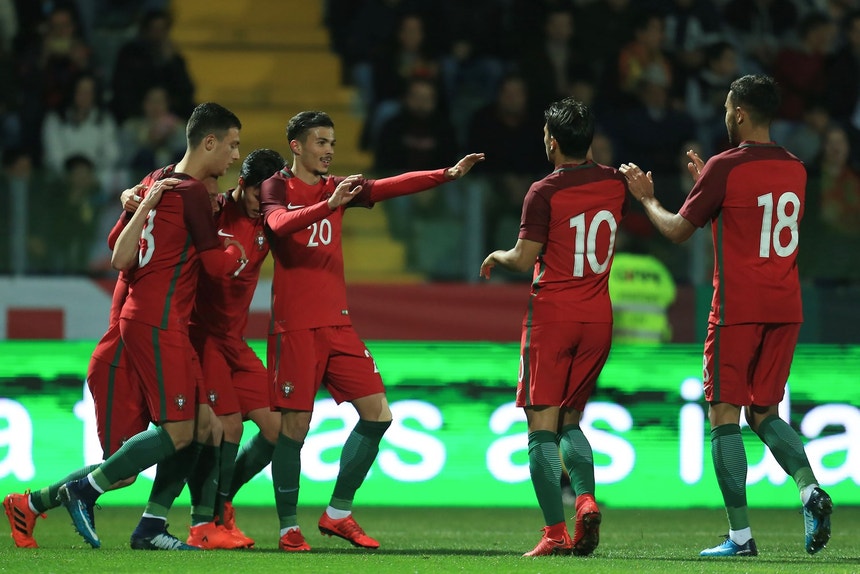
[
  {"xmin": 191, "ymin": 330, "xmax": 268, "ymax": 417},
  {"xmin": 87, "ymin": 351, "xmax": 150, "ymax": 459},
  {"xmin": 518, "ymin": 321, "xmax": 612, "ymax": 410},
  {"xmin": 268, "ymin": 326, "xmax": 384, "ymax": 411},
  {"xmin": 702, "ymin": 322, "xmax": 801, "ymax": 406},
  {"xmin": 120, "ymin": 318, "xmax": 202, "ymax": 423}
]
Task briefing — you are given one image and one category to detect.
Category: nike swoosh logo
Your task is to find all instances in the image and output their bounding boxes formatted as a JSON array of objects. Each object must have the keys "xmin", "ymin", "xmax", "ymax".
[
  {"xmin": 277, "ymin": 487, "xmax": 298, "ymax": 493},
  {"xmin": 287, "ymin": 203, "xmax": 305, "ymax": 210},
  {"xmin": 217, "ymin": 229, "xmax": 234, "ymax": 238}
]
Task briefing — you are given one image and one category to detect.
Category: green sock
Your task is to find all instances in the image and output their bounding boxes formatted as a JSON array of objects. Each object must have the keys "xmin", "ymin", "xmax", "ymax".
[
  {"xmin": 711, "ymin": 424, "xmax": 750, "ymax": 530},
  {"xmin": 330, "ymin": 419, "xmax": 391, "ymax": 511},
  {"xmin": 559, "ymin": 424, "xmax": 595, "ymax": 496},
  {"xmin": 215, "ymin": 441, "xmax": 239, "ymax": 522},
  {"xmin": 31, "ymin": 464, "xmax": 100, "ymax": 513},
  {"xmin": 144, "ymin": 445, "xmax": 197, "ymax": 518},
  {"xmin": 754, "ymin": 415, "xmax": 817, "ymax": 491},
  {"xmin": 272, "ymin": 433, "xmax": 302, "ymax": 529},
  {"xmin": 94, "ymin": 426, "xmax": 175, "ymax": 491},
  {"xmin": 188, "ymin": 443, "xmax": 220, "ymax": 525},
  {"xmin": 528, "ymin": 430, "xmax": 565, "ymax": 526},
  {"xmin": 229, "ymin": 433, "xmax": 275, "ymax": 500}
]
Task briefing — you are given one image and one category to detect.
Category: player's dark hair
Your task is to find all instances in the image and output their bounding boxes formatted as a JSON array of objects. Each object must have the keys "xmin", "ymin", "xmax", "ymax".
[
  {"xmin": 240, "ymin": 148, "xmax": 286, "ymax": 188},
  {"xmin": 185, "ymin": 102, "xmax": 241, "ymax": 148},
  {"xmin": 544, "ymin": 97, "xmax": 594, "ymax": 159},
  {"xmin": 729, "ymin": 75, "xmax": 780, "ymax": 126},
  {"xmin": 286, "ymin": 111, "xmax": 335, "ymax": 144}
]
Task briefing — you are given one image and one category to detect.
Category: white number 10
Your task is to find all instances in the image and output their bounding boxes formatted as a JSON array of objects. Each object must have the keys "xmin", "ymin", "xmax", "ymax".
[
  {"xmin": 757, "ymin": 192, "xmax": 799, "ymax": 258},
  {"xmin": 569, "ymin": 210, "xmax": 618, "ymax": 277}
]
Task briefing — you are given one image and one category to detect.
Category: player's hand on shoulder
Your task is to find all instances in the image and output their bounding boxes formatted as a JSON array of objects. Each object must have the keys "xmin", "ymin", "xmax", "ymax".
[
  {"xmin": 328, "ymin": 174, "xmax": 363, "ymax": 210},
  {"xmin": 141, "ymin": 177, "xmax": 182, "ymax": 209},
  {"xmin": 619, "ymin": 163, "xmax": 655, "ymax": 202},
  {"xmin": 446, "ymin": 153, "xmax": 485, "ymax": 179},
  {"xmin": 120, "ymin": 184, "xmax": 146, "ymax": 213}
]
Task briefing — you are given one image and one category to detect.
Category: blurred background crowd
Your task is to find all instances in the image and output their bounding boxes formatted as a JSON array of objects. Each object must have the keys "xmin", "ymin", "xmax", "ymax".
[{"xmin": 0, "ymin": 0, "xmax": 858, "ymax": 293}]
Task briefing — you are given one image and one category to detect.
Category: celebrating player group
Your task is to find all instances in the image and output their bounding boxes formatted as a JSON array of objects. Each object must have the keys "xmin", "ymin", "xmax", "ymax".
[{"xmin": 4, "ymin": 73, "xmax": 833, "ymax": 559}]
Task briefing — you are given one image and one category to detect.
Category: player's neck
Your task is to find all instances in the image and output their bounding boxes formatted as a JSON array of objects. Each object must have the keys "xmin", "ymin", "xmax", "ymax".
[
  {"xmin": 175, "ymin": 153, "xmax": 209, "ymax": 181},
  {"xmin": 738, "ymin": 126, "xmax": 772, "ymax": 145},
  {"xmin": 554, "ymin": 156, "xmax": 588, "ymax": 169},
  {"xmin": 291, "ymin": 161, "xmax": 321, "ymax": 186}
]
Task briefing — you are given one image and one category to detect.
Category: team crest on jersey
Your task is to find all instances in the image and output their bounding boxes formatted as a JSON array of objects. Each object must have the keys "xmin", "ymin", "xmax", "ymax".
[
  {"xmin": 256, "ymin": 230, "xmax": 266, "ymax": 251},
  {"xmin": 208, "ymin": 390, "xmax": 218, "ymax": 405},
  {"xmin": 281, "ymin": 382, "xmax": 294, "ymax": 398},
  {"xmin": 174, "ymin": 394, "xmax": 186, "ymax": 410}
]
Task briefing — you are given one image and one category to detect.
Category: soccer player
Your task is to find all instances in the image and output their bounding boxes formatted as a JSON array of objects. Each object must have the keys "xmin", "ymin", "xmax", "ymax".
[
  {"xmin": 3, "ymin": 174, "xmax": 173, "ymax": 549},
  {"xmin": 57, "ymin": 103, "xmax": 250, "ymax": 550},
  {"xmin": 480, "ymin": 97, "xmax": 626, "ymax": 557},
  {"xmin": 620, "ymin": 74, "xmax": 833, "ymax": 557},
  {"xmin": 260, "ymin": 110, "xmax": 483, "ymax": 552},
  {"xmin": 186, "ymin": 148, "xmax": 287, "ymax": 549}
]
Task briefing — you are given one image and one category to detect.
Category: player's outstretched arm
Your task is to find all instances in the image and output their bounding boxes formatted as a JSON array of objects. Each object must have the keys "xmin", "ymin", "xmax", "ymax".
[
  {"xmin": 480, "ymin": 239, "xmax": 543, "ymax": 278},
  {"xmin": 445, "ymin": 153, "xmax": 486, "ymax": 180},
  {"xmin": 368, "ymin": 153, "xmax": 485, "ymax": 202},
  {"xmin": 111, "ymin": 178, "xmax": 180, "ymax": 270},
  {"xmin": 619, "ymin": 162, "xmax": 696, "ymax": 244}
]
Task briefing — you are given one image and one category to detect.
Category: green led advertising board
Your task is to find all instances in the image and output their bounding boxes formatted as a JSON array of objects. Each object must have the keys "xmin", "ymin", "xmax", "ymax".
[{"xmin": 0, "ymin": 342, "xmax": 858, "ymax": 508}]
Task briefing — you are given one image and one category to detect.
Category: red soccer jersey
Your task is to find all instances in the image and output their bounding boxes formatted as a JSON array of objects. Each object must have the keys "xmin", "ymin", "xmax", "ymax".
[
  {"xmin": 519, "ymin": 161, "xmax": 628, "ymax": 325},
  {"xmin": 679, "ymin": 141, "xmax": 805, "ymax": 325},
  {"xmin": 120, "ymin": 176, "xmax": 222, "ymax": 332},
  {"xmin": 260, "ymin": 170, "xmax": 375, "ymax": 332},
  {"xmin": 192, "ymin": 193, "xmax": 269, "ymax": 339}
]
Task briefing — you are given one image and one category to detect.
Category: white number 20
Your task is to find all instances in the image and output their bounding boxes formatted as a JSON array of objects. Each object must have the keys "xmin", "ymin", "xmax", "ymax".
[
  {"xmin": 757, "ymin": 192, "xmax": 799, "ymax": 258},
  {"xmin": 569, "ymin": 210, "xmax": 618, "ymax": 277},
  {"xmin": 307, "ymin": 218, "xmax": 332, "ymax": 247}
]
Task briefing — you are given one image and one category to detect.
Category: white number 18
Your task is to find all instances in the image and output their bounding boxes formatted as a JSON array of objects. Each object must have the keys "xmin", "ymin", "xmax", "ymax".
[{"xmin": 757, "ymin": 192, "xmax": 799, "ymax": 258}]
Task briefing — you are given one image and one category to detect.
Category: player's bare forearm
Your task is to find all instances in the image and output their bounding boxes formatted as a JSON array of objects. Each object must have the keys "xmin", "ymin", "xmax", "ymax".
[
  {"xmin": 641, "ymin": 197, "xmax": 696, "ymax": 244},
  {"xmin": 111, "ymin": 206, "xmax": 149, "ymax": 270},
  {"xmin": 480, "ymin": 239, "xmax": 542, "ymax": 278},
  {"xmin": 369, "ymin": 154, "xmax": 484, "ymax": 202}
]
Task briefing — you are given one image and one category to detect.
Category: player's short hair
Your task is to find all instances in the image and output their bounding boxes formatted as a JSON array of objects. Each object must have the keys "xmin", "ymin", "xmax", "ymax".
[
  {"xmin": 286, "ymin": 111, "xmax": 334, "ymax": 144},
  {"xmin": 729, "ymin": 75, "xmax": 780, "ymax": 126},
  {"xmin": 544, "ymin": 97, "xmax": 594, "ymax": 159},
  {"xmin": 186, "ymin": 102, "xmax": 241, "ymax": 148},
  {"xmin": 240, "ymin": 148, "xmax": 286, "ymax": 188}
]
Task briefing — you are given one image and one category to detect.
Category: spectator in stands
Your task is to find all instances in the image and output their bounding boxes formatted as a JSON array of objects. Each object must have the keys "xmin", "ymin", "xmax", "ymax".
[
  {"xmin": 373, "ymin": 77, "xmax": 459, "ymax": 262},
  {"xmin": 660, "ymin": 0, "xmax": 724, "ymax": 100},
  {"xmin": 438, "ymin": 0, "xmax": 508, "ymax": 141},
  {"xmin": 686, "ymin": 41, "xmax": 739, "ymax": 156},
  {"xmin": 616, "ymin": 12, "xmax": 674, "ymax": 107},
  {"xmin": 721, "ymin": 0, "xmax": 800, "ymax": 73},
  {"xmin": 0, "ymin": 20, "xmax": 20, "ymax": 156},
  {"xmin": 772, "ymin": 11, "xmax": 835, "ymax": 142},
  {"xmin": 517, "ymin": 7, "xmax": 591, "ymax": 116},
  {"xmin": 467, "ymin": 73, "xmax": 547, "ymax": 251},
  {"xmin": 119, "ymin": 84, "xmax": 186, "ymax": 182},
  {"xmin": 15, "ymin": 3, "xmax": 93, "ymax": 161},
  {"xmin": 111, "ymin": 9, "xmax": 195, "ymax": 123},
  {"xmin": 615, "ymin": 66, "xmax": 696, "ymax": 184},
  {"xmin": 825, "ymin": 10, "xmax": 860, "ymax": 124},
  {"xmin": 360, "ymin": 12, "xmax": 442, "ymax": 150},
  {"xmin": 41, "ymin": 71, "xmax": 119, "ymax": 190},
  {"xmin": 576, "ymin": 0, "xmax": 635, "ymax": 82},
  {"xmin": 0, "ymin": 148, "xmax": 59, "ymax": 274},
  {"xmin": 803, "ymin": 123, "xmax": 860, "ymax": 284},
  {"xmin": 49, "ymin": 154, "xmax": 104, "ymax": 273}
]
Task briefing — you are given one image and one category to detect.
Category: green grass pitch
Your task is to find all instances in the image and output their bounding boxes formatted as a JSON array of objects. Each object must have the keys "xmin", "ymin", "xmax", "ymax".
[{"xmin": 2, "ymin": 505, "xmax": 858, "ymax": 573}]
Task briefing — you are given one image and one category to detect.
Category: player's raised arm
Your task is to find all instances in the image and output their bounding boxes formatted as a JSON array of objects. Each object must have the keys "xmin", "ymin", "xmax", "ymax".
[{"xmin": 366, "ymin": 153, "xmax": 485, "ymax": 202}]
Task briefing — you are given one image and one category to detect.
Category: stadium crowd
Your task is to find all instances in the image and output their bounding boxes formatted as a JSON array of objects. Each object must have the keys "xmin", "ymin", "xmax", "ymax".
[{"xmin": 0, "ymin": 0, "xmax": 858, "ymax": 287}]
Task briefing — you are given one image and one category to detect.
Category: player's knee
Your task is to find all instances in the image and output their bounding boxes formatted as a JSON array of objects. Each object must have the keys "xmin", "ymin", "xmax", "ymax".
[{"xmin": 221, "ymin": 414, "xmax": 244, "ymax": 443}]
